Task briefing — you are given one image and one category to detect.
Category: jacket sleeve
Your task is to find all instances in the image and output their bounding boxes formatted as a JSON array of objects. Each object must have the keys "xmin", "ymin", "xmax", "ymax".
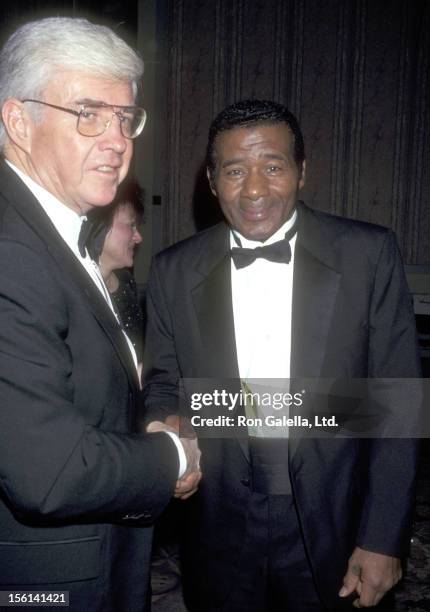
[
  {"xmin": 356, "ymin": 230, "xmax": 422, "ymax": 556},
  {"xmin": 141, "ymin": 255, "xmax": 185, "ymax": 426},
  {"xmin": 0, "ymin": 239, "xmax": 178, "ymax": 523}
]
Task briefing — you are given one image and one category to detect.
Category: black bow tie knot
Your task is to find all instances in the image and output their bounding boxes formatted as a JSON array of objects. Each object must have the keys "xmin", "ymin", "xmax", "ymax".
[
  {"xmin": 230, "ymin": 239, "xmax": 292, "ymax": 269},
  {"xmin": 78, "ymin": 218, "xmax": 94, "ymax": 257},
  {"xmin": 230, "ymin": 218, "xmax": 298, "ymax": 269}
]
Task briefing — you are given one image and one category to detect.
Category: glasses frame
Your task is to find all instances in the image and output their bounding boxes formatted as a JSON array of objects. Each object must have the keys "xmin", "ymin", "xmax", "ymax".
[{"xmin": 21, "ymin": 99, "xmax": 147, "ymax": 139}]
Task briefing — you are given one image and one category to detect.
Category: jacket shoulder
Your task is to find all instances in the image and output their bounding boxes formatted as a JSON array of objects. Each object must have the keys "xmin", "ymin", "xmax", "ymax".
[
  {"xmin": 154, "ymin": 222, "xmax": 227, "ymax": 264},
  {"xmin": 299, "ymin": 205, "xmax": 396, "ymax": 268},
  {"xmin": 307, "ymin": 206, "xmax": 390, "ymax": 239}
]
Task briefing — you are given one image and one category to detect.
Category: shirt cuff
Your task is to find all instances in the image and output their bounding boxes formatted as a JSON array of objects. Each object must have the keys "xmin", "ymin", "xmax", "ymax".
[{"xmin": 164, "ymin": 431, "xmax": 187, "ymax": 478}]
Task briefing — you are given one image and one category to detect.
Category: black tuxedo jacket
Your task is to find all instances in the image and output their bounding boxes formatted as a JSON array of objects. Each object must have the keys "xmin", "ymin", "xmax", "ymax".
[
  {"xmin": 143, "ymin": 202, "xmax": 421, "ymax": 610},
  {"xmin": 0, "ymin": 162, "xmax": 178, "ymax": 611}
]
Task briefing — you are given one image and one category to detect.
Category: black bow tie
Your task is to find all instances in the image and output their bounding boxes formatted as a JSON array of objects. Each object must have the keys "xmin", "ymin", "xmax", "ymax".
[
  {"xmin": 78, "ymin": 218, "xmax": 94, "ymax": 257},
  {"xmin": 230, "ymin": 222, "xmax": 298, "ymax": 270}
]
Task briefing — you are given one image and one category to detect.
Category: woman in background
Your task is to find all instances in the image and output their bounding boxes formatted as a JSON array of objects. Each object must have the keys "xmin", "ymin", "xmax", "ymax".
[
  {"xmin": 93, "ymin": 181, "xmax": 182, "ymax": 596},
  {"xmin": 91, "ymin": 179, "xmax": 145, "ymax": 364}
]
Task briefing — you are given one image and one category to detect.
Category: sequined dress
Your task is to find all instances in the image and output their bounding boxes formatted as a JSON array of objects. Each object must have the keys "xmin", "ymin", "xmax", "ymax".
[{"xmin": 110, "ymin": 268, "xmax": 144, "ymax": 362}]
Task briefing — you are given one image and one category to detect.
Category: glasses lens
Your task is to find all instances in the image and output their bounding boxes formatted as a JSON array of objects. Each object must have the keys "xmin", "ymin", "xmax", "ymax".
[
  {"xmin": 77, "ymin": 106, "xmax": 147, "ymax": 138},
  {"xmin": 77, "ymin": 107, "xmax": 105, "ymax": 137},
  {"xmin": 122, "ymin": 108, "xmax": 147, "ymax": 139}
]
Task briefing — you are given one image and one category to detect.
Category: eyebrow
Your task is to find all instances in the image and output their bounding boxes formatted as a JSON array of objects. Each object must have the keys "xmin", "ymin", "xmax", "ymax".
[
  {"xmin": 221, "ymin": 153, "xmax": 288, "ymax": 168},
  {"xmin": 75, "ymin": 98, "xmax": 137, "ymax": 111},
  {"xmin": 75, "ymin": 98, "xmax": 107, "ymax": 106},
  {"xmin": 221, "ymin": 158, "xmax": 246, "ymax": 168}
]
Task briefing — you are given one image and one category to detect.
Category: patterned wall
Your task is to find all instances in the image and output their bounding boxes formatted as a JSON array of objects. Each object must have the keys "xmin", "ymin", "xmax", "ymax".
[
  {"xmin": 158, "ymin": 0, "xmax": 430, "ymax": 264},
  {"xmin": 0, "ymin": 1, "xmax": 428, "ymax": 265}
]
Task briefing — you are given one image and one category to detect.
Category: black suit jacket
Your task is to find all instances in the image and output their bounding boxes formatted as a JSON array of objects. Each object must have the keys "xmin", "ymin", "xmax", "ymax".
[
  {"xmin": 0, "ymin": 162, "xmax": 178, "ymax": 611},
  {"xmin": 143, "ymin": 202, "xmax": 421, "ymax": 610}
]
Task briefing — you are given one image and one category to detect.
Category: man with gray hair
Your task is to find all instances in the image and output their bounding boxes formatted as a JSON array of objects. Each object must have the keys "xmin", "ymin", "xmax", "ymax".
[{"xmin": 0, "ymin": 17, "xmax": 200, "ymax": 611}]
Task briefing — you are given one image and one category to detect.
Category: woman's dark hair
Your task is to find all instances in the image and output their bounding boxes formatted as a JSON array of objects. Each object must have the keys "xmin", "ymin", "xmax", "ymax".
[{"xmin": 89, "ymin": 179, "xmax": 144, "ymax": 260}]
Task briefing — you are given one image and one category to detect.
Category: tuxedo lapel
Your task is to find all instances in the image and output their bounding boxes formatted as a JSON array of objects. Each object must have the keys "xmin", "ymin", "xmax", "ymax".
[
  {"xmin": 48, "ymin": 241, "xmax": 139, "ymax": 389},
  {"xmin": 192, "ymin": 258, "xmax": 238, "ymax": 380},
  {"xmin": 289, "ymin": 203, "xmax": 341, "ymax": 459},
  {"xmin": 291, "ymin": 250, "xmax": 340, "ymax": 379},
  {"xmin": 0, "ymin": 164, "xmax": 139, "ymax": 389},
  {"xmin": 191, "ymin": 224, "xmax": 249, "ymax": 461}
]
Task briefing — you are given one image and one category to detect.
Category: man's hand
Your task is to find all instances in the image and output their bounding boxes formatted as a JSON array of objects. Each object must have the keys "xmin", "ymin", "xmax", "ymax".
[
  {"xmin": 173, "ymin": 470, "xmax": 201, "ymax": 500},
  {"xmin": 146, "ymin": 417, "xmax": 202, "ymax": 500},
  {"xmin": 339, "ymin": 546, "xmax": 402, "ymax": 608}
]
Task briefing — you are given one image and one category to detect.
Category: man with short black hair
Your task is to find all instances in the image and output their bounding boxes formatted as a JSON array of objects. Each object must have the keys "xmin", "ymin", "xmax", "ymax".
[{"xmin": 143, "ymin": 99, "xmax": 421, "ymax": 610}]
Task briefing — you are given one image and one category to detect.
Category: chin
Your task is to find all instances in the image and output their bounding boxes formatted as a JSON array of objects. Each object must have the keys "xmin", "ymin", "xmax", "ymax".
[
  {"xmin": 86, "ymin": 199, "xmax": 117, "ymax": 211},
  {"xmin": 85, "ymin": 187, "xmax": 119, "ymax": 209},
  {"xmin": 241, "ymin": 226, "xmax": 276, "ymax": 242},
  {"xmin": 232, "ymin": 217, "xmax": 278, "ymax": 241}
]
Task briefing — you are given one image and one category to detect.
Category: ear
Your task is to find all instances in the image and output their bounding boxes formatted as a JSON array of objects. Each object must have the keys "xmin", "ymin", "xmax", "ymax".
[
  {"xmin": 206, "ymin": 166, "xmax": 217, "ymax": 197},
  {"xmin": 1, "ymin": 98, "xmax": 33, "ymax": 153},
  {"xmin": 298, "ymin": 159, "xmax": 306, "ymax": 189}
]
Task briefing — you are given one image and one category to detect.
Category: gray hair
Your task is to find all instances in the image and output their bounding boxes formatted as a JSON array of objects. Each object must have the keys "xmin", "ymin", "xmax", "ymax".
[{"xmin": 0, "ymin": 17, "xmax": 144, "ymax": 148}]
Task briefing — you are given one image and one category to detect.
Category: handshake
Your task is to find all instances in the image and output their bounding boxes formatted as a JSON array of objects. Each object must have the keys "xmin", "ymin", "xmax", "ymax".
[{"xmin": 147, "ymin": 416, "xmax": 202, "ymax": 500}]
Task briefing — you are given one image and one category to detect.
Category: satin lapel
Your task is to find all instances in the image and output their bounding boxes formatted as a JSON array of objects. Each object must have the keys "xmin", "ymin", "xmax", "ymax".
[
  {"xmin": 289, "ymin": 203, "xmax": 341, "ymax": 460},
  {"xmin": 191, "ymin": 225, "xmax": 249, "ymax": 462},
  {"xmin": 291, "ymin": 245, "xmax": 340, "ymax": 379},
  {"xmin": 192, "ymin": 258, "xmax": 238, "ymax": 379},
  {"xmin": 1, "ymin": 164, "xmax": 139, "ymax": 389}
]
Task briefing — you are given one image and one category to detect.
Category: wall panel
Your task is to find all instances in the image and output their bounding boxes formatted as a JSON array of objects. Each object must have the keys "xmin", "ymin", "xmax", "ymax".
[{"xmin": 146, "ymin": 0, "xmax": 430, "ymax": 263}]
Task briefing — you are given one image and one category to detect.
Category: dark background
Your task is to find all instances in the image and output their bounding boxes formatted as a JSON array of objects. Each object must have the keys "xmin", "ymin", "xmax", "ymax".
[
  {"xmin": 0, "ymin": 0, "xmax": 429, "ymax": 278},
  {"xmin": 1, "ymin": 6, "xmax": 429, "ymax": 608}
]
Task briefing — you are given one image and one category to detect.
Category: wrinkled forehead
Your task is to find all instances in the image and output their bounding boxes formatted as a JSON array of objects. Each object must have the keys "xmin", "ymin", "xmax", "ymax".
[
  {"xmin": 42, "ymin": 70, "xmax": 135, "ymax": 105},
  {"xmin": 214, "ymin": 123, "xmax": 296, "ymax": 158}
]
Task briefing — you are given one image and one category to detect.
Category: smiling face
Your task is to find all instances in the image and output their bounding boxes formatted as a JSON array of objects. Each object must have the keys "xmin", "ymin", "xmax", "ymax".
[
  {"xmin": 24, "ymin": 70, "xmax": 134, "ymax": 214},
  {"xmin": 101, "ymin": 202, "xmax": 142, "ymax": 271},
  {"xmin": 208, "ymin": 123, "xmax": 305, "ymax": 241}
]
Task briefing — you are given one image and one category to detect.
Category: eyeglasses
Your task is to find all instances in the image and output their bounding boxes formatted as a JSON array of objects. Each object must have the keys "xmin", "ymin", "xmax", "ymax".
[{"xmin": 21, "ymin": 99, "xmax": 147, "ymax": 139}]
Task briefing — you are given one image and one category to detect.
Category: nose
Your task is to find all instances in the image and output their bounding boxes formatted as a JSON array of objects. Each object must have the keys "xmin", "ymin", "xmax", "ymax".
[
  {"xmin": 98, "ymin": 115, "xmax": 128, "ymax": 154},
  {"xmin": 241, "ymin": 168, "xmax": 269, "ymax": 200},
  {"xmin": 133, "ymin": 228, "xmax": 143, "ymax": 244}
]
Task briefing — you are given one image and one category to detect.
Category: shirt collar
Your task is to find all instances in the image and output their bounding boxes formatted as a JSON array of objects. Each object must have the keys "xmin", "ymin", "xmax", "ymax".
[
  {"xmin": 231, "ymin": 208, "xmax": 298, "ymax": 249},
  {"xmin": 5, "ymin": 159, "xmax": 86, "ymax": 257}
]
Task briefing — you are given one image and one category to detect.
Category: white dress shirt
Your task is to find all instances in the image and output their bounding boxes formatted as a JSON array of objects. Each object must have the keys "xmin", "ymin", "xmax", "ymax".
[
  {"xmin": 231, "ymin": 211, "xmax": 297, "ymax": 437},
  {"xmin": 231, "ymin": 210, "xmax": 297, "ymax": 379}
]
